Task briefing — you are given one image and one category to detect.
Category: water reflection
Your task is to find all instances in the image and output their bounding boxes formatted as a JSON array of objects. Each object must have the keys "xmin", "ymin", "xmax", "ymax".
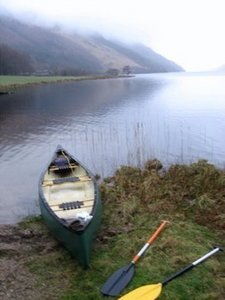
[{"xmin": 1, "ymin": 73, "xmax": 225, "ymax": 223}]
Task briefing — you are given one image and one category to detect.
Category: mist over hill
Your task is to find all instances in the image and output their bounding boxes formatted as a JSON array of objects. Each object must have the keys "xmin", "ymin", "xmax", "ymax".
[{"xmin": 0, "ymin": 15, "xmax": 184, "ymax": 74}]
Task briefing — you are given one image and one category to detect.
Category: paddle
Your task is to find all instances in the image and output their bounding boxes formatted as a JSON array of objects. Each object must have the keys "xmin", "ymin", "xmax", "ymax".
[
  {"xmin": 100, "ymin": 220, "xmax": 169, "ymax": 296},
  {"xmin": 119, "ymin": 246, "xmax": 223, "ymax": 300}
]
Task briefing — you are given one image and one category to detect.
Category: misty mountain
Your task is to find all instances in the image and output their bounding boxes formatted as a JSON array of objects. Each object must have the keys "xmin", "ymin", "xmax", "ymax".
[
  {"xmin": 92, "ymin": 36, "xmax": 183, "ymax": 73},
  {"xmin": 0, "ymin": 15, "xmax": 184, "ymax": 74}
]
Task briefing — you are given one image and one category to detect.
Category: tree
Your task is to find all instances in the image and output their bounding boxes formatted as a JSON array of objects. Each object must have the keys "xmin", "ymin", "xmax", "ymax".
[
  {"xmin": 0, "ymin": 44, "xmax": 34, "ymax": 75},
  {"xmin": 122, "ymin": 65, "xmax": 131, "ymax": 75},
  {"xmin": 106, "ymin": 68, "xmax": 119, "ymax": 76}
]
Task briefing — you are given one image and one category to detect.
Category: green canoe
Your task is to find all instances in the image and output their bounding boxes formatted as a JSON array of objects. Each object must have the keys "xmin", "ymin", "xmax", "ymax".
[{"xmin": 39, "ymin": 146, "xmax": 101, "ymax": 268}]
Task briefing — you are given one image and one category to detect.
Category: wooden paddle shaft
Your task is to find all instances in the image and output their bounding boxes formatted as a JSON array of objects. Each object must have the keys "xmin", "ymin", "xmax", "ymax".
[{"xmin": 131, "ymin": 221, "xmax": 169, "ymax": 264}]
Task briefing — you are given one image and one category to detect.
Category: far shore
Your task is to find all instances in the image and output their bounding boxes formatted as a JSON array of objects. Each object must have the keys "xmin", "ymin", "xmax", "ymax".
[{"xmin": 0, "ymin": 74, "xmax": 134, "ymax": 92}]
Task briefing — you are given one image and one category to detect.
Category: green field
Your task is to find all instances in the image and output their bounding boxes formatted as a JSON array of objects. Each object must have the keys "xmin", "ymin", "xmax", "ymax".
[
  {"xmin": 2, "ymin": 160, "xmax": 224, "ymax": 299},
  {"xmin": 0, "ymin": 75, "xmax": 111, "ymax": 91}
]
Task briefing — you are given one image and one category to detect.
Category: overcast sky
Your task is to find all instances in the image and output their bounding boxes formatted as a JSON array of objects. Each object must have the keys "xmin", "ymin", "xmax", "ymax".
[{"xmin": 1, "ymin": 0, "xmax": 225, "ymax": 71}]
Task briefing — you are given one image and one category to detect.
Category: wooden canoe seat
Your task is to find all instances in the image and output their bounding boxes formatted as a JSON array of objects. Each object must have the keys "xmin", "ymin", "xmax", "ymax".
[
  {"xmin": 53, "ymin": 156, "xmax": 75, "ymax": 169},
  {"xmin": 50, "ymin": 198, "xmax": 94, "ymax": 215},
  {"xmin": 59, "ymin": 201, "xmax": 84, "ymax": 210},
  {"xmin": 50, "ymin": 176, "xmax": 91, "ymax": 185},
  {"xmin": 49, "ymin": 164, "xmax": 77, "ymax": 171},
  {"xmin": 53, "ymin": 176, "xmax": 80, "ymax": 184}
]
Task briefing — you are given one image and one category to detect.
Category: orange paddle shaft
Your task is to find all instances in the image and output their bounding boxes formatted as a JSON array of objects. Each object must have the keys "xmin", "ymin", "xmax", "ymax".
[{"xmin": 131, "ymin": 220, "xmax": 169, "ymax": 264}]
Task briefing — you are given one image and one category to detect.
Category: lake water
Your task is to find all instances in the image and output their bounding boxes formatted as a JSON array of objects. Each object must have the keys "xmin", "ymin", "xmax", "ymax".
[{"xmin": 1, "ymin": 72, "xmax": 225, "ymax": 224}]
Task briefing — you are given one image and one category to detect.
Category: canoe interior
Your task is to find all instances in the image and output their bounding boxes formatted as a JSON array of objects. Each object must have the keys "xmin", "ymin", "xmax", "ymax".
[
  {"xmin": 39, "ymin": 147, "xmax": 102, "ymax": 268},
  {"xmin": 41, "ymin": 149, "xmax": 95, "ymax": 231}
]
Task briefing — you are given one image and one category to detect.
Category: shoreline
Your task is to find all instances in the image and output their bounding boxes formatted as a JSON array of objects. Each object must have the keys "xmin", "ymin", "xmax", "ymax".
[
  {"xmin": 0, "ymin": 74, "xmax": 134, "ymax": 93},
  {"xmin": 0, "ymin": 160, "xmax": 225, "ymax": 299}
]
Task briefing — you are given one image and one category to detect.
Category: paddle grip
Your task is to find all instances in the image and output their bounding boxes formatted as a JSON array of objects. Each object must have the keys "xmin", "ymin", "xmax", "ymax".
[
  {"xmin": 192, "ymin": 247, "xmax": 222, "ymax": 266},
  {"xmin": 131, "ymin": 221, "xmax": 168, "ymax": 264}
]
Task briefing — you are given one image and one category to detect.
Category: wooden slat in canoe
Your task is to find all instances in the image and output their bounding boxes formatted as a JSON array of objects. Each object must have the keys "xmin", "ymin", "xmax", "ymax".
[{"xmin": 42, "ymin": 175, "xmax": 92, "ymax": 186}]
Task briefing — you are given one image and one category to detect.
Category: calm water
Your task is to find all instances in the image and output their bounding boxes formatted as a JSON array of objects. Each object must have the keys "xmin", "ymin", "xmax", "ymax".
[{"xmin": 1, "ymin": 73, "xmax": 225, "ymax": 224}]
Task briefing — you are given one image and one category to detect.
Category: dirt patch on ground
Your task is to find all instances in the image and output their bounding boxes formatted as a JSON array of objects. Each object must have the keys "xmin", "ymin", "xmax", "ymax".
[{"xmin": 0, "ymin": 223, "xmax": 66, "ymax": 300}]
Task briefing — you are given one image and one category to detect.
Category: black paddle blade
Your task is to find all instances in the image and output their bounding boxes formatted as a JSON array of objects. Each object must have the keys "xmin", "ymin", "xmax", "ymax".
[{"xmin": 101, "ymin": 265, "xmax": 135, "ymax": 296}]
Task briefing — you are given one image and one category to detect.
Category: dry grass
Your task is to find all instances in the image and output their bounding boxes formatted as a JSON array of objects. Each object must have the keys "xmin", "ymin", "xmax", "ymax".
[{"xmin": 101, "ymin": 159, "xmax": 225, "ymax": 234}]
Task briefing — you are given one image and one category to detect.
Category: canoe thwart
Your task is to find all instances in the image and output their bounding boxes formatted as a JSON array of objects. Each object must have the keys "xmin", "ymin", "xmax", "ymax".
[{"xmin": 42, "ymin": 176, "xmax": 92, "ymax": 186}]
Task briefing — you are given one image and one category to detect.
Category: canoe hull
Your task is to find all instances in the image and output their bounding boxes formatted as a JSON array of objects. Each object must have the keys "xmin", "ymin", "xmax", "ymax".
[{"xmin": 38, "ymin": 146, "xmax": 101, "ymax": 268}]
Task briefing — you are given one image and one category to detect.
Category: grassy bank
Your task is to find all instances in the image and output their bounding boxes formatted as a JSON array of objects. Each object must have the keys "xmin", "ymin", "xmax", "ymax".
[
  {"xmin": 0, "ymin": 160, "xmax": 224, "ymax": 299},
  {"xmin": 0, "ymin": 75, "xmax": 120, "ymax": 92}
]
